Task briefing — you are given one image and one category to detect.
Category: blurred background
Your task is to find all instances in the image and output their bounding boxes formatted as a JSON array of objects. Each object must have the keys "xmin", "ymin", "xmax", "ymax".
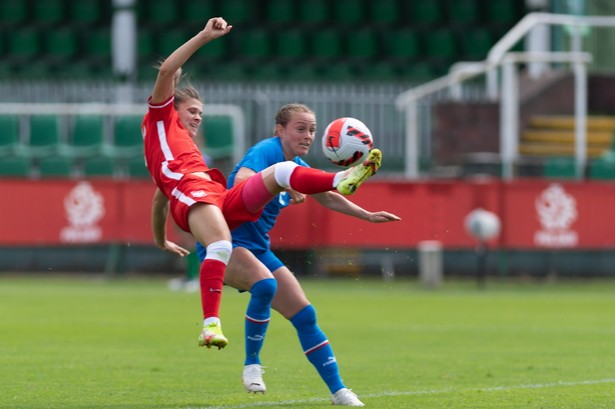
[{"xmin": 1, "ymin": 0, "xmax": 615, "ymax": 281}]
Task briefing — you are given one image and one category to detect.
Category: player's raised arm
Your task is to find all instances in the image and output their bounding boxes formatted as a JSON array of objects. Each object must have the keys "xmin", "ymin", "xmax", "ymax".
[{"xmin": 151, "ymin": 17, "xmax": 232, "ymax": 104}]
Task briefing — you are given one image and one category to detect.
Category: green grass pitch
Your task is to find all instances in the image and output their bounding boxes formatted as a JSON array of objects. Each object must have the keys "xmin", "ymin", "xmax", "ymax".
[{"xmin": 1, "ymin": 275, "xmax": 614, "ymax": 408}]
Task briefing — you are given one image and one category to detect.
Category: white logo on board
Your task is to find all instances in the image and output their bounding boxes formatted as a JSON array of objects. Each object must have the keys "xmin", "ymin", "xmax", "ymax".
[
  {"xmin": 60, "ymin": 182, "xmax": 104, "ymax": 243},
  {"xmin": 534, "ymin": 184, "xmax": 578, "ymax": 247}
]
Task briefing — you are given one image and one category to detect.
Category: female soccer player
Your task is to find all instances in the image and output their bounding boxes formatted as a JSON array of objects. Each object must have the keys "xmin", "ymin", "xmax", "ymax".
[
  {"xmin": 143, "ymin": 18, "xmax": 381, "ymax": 351},
  {"xmin": 196, "ymin": 103, "xmax": 400, "ymax": 406}
]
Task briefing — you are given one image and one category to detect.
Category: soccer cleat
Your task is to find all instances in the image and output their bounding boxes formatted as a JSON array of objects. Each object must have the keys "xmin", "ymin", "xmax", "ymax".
[
  {"xmin": 331, "ymin": 388, "xmax": 365, "ymax": 406},
  {"xmin": 197, "ymin": 323, "xmax": 228, "ymax": 350},
  {"xmin": 335, "ymin": 149, "xmax": 382, "ymax": 195},
  {"xmin": 242, "ymin": 364, "xmax": 266, "ymax": 393}
]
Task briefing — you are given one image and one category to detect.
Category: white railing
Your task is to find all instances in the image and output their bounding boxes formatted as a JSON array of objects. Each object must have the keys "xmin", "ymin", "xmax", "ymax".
[{"xmin": 395, "ymin": 12, "xmax": 615, "ymax": 179}]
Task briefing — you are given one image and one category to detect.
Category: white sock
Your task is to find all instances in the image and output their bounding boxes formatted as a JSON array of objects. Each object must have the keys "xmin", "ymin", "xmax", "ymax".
[
  {"xmin": 204, "ymin": 317, "xmax": 220, "ymax": 326},
  {"xmin": 332, "ymin": 170, "xmax": 349, "ymax": 187},
  {"xmin": 273, "ymin": 161, "xmax": 298, "ymax": 188}
]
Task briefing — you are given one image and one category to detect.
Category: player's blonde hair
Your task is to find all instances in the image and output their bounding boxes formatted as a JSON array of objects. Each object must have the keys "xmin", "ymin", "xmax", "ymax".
[{"xmin": 273, "ymin": 103, "xmax": 315, "ymax": 136}]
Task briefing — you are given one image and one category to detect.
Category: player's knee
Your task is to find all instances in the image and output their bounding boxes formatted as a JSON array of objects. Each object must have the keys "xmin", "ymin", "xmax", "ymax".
[
  {"xmin": 204, "ymin": 240, "xmax": 232, "ymax": 264},
  {"xmin": 250, "ymin": 278, "xmax": 277, "ymax": 302},
  {"xmin": 273, "ymin": 161, "xmax": 299, "ymax": 189},
  {"xmin": 290, "ymin": 304, "xmax": 317, "ymax": 329}
]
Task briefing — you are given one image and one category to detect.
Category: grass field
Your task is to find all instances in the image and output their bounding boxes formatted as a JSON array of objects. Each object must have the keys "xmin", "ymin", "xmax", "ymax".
[{"xmin": 1, "ymin": 275, "xmax": 615, "ymax": 409}]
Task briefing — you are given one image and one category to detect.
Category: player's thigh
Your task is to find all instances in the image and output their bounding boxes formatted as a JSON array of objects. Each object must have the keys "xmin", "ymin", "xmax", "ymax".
[
  {"xmin": 187, "ymin": 203, "xmax": 231, "ymax": 245},
  {"xmin": 271, "ymin": 266, "xmax": 310, "ymax": 319},
  {"xmin": 225, "ymin": 247, "xmax": 274, "ymax": 292}
]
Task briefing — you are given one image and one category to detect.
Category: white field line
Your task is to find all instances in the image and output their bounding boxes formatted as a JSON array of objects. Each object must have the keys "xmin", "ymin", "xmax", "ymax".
[{"xmin": 189, "ymin": 378, "xmax": 615, "ymax": 409}]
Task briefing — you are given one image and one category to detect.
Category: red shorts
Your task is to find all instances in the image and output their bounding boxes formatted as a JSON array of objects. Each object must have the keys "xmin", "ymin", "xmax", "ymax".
[{"xmin": 170, "ymin": 175, "xmax": 263, "ymax": 233}]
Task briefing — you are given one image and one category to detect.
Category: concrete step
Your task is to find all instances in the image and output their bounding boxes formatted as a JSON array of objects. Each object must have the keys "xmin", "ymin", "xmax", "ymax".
[
  {"xmin": 522, "ymin": 130, "xmax": 613, "ymax": 145},
  {"xmin": 528, "ymin": 115, "xmax": 615, "ymax": 131}
]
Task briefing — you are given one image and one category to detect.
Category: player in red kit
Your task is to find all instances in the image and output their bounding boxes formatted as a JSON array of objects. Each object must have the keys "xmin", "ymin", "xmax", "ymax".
[{"xmin": 142, "ymin": 17, "xmax": 382, "ymax": 350}]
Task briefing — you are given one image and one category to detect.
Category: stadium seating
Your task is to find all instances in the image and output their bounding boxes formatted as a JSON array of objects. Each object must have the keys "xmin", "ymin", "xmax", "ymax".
[
  {"xmin": 59, "ymin": 115, "xmax": 105, "ymax": 158},
  {"xmin": 82, "ymin": 155, "xmax": 118, "ymax": 178},
  {"xmin": 104, "ymin": 115, "xmax": 143, "ymax": 158},
  {"xmin": 202, "ymin": 116, "xmax": 234, "ymax": 160},
  {"xmin": 15, "ymin": 115, "xmax": 61, "ymax": 158},
  {"xmin": 1, "ymin": 0, "xmax": 527, "ymax": 83},
  {"xmin": 0, "ymin": 156, "xmax": 30, "ymax": 177},
  {"xmin": 0, "ymin": 114, "xmax": 20, "ymax": 157},
  {"xmin": 126, "ymin": 156, "xmax": 150, "ymax": 179},
  {"xmin": 543, "ymin": 156, "xmax": 578, "ymax": 179},
  {"xmin": 38, "ymin": 156, "xmax": 75, "ymax": 179}
]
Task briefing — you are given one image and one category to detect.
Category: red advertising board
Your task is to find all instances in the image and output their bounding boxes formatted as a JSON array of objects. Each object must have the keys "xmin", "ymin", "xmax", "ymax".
[{"xmin": 0, "ymin": 178, "xmax": 613, "ymax": 249}]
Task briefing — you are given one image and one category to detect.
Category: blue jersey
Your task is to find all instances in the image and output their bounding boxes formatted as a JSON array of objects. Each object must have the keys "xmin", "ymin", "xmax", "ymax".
[
  {"xmin": 196, "ymin": 137, "xmax": 309, "ymax": 261},
  {"xmin": 230, "ymin": 137, "xmax": 309, "ymax": 252}
]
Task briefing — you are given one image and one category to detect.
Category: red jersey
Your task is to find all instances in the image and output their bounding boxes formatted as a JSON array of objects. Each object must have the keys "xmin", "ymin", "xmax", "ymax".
[{"xmin": 142, "ymin": 95, "xmax": 226, "ymax": 198}]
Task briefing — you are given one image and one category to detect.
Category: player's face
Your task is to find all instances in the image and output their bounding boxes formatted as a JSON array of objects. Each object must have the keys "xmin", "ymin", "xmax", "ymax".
[
  {"xmin": 178, "ymin": 98, "xmax": 203, "ymax": 139},
  {"xmin": 279, "ymin": 112, "xmax": 316, "ymax": 158}
]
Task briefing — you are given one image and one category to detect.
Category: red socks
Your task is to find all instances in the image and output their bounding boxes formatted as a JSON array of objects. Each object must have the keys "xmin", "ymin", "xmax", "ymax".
[
  {"xmin": 289, "ymin": 166, "xmax": 336, "ymax": 194},
  {"xmin": 199, "ymin": 259, "xmax": 225, "ymax": 319}
]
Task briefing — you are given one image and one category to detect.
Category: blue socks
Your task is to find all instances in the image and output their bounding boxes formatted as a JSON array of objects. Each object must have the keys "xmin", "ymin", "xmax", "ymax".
[
  {"xmin": 290, "ymin": 305, "xmax": 345, "ymax": 394},
  {"xmin": 244, "ymin": 278, "xmax": 277, "ymax": 365}
]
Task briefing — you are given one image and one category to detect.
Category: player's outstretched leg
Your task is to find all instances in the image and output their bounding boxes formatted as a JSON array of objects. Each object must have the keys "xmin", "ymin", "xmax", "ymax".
[
  {"xmin": 198, "ymin": 322, "xmax": 228, "ymax": 350},
  {"xmin": 242, "ymin": 364, "xmax": 266, "ymax": 393},
  {"xmin": 335, "ymin": 149, "xmax": 382, "ymax": 195},
  {"xmin": 331, "ymin": 388, "xmax": 365, "ymax": 406}
]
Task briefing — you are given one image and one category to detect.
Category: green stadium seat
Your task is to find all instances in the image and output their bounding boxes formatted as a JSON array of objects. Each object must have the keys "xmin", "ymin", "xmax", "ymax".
[
  {"xmin": 425, "ymin": 28, "xmax": 458, "ymax": 61},
  {"xmin": 236, "ymin": 28, "xmax": 271, "ymax": 60},
  {"xmin": 0, "ymin": 114, "xmax": 21, "ymax": 156},
  {"xmin": 275, "ymin": 29, "xmax": 307, "ymax": 61},
  {"xmin": 59, "ymin": 115, "xmax": 105, "ymax": 158},
  {"xmin": 449, "ymin": 0, "xmax": 480, "ymax": 26},
  {"xmin": 181, "ymin": 0, "xmax": 216, "ymax": 25},
  {"xmin": 0, "ymin": 156, "xmax": 31, "ymax": 178},
  {"xmin": 202, "ymin": 116, "xmax": 234, "ymax": 160},
  {"xmin": 207, "ymin": 62, "xmax": 248, "ymax": 81},
  {"xmin": 45, "ymin": 27, "xmax": 78, "ymax": 62},
  {"xmin": 38, "ymin": 156, "xmax": 75, "ymax": 178},
  {"xmin": 321, "ymin": 62, "xmax": 357, "ymax": 82},
  {"xmin": 15, "ymin": 115, "xmax": 61, "ymax": 158},
  {"xmin": 358, "ymin": 62, "xmax": 398, "ymax": 82},
  {"xmin": 369, "ymin": 0, "xmax": 399, "ymax": 25},
  {"xmin": 461, "ymin": 28, "xmax": 494, "ymax": 60},
  {"xmin": 249, "ymin": 63, "xmax": 283, "ymax": 81},
  {"xmin": 589, "ymin": 157, "xmax": 615, "ymax": 180},
  {"xmin": 543, "ymin": 156, "xmax": 578, "ymax": 179},
  {"xmin": 409, "ymin": 0, "xmax": 443, "ymax": 26},
  {"xmin": 126, "ymin": 155, "xmax": 150, "ymax": 179},
  {"xmin": 157, "ymin": 29, "xmax": 188, "ymax": 57},
  {"xmin": 0, "ymin": 0, "xmax": 28, "ymax": 26},
  {"xmin": 310, "ymin": 29, "xmax": 342, "ymax": 60},
  {"xmin": 486, "ymin": 0, "xmax": 518, "ymax": 26},
  {"xmin": 137, "ymin": 28, "xmax": 155, "ymax": 61},
  {"xmin": 333, "ymin": 0, "xmax": 365, "ymax": 25},
  {"xmin": 196, "ymin": 35, "xmax": 227, "ymax": 61},
  {"xmin": 299, "ymin": 0, "xmax": 330, "ymax": 26},
  {"xmin": 32, "ymin": 0, "xmax": 66, "ymax": 26},
  {"xmin": 8, "ymin": 28, "xmax": 41, "ymax": 61},
  {"xmin": 266, "ymin": 0, "xmax": 294, "ymax": 26},
  {"xmin": 400, "ymin": 62, "xmax": 437, "ymax": 82},
  {"xmin": 346, "ymin": 29, "xmax": 377, "ymax": 60},
  {"xmin": 104, "ymin": 115, "xmax": 143, "ymax": 159},
  {"xmin": 385, "ymin": 28, "xmax": 422, "ymax": 61},
  {"xmin": 285, "ymin": 63, "xmax": 321, "ymax": 82},
  {"xmin": 142, "ymin": 0, "xmax": 179, "ymax": 26},
  {"xmin": 12, "ymin": 61, "xmax": 53, "ymax": 80},
  {"xmin": 69, "ymin": 0, "xmax": 103, "ymax": 25},
  {"xmin": 82, "ymin": 156, "xmax": 118, "ymax": 178},
  {"xmin": 85, "ymin": 28, "xmax": 111, "ymax": 61},
  {"xmin": 220, "ymin": 0, "xmax": 254, "ymax": 25}
]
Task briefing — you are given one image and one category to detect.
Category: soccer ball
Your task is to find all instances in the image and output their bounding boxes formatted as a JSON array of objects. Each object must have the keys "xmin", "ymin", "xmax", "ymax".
[{"xmin": 322, "ymin": 117, "xmax": 374, "ymax": 167}]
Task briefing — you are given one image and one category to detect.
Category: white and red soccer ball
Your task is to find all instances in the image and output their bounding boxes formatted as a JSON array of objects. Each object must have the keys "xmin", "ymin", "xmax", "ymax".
[{"xmin": 322, "ymin": 117, "xmax": 374, "ymax": 167}]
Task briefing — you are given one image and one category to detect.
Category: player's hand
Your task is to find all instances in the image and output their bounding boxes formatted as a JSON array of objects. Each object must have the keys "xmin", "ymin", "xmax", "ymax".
[
  {"xmin": 287, "ymin": 189, "xmax": 307, "ymax": 205},
  {"xmin": 159, "ymin": 240, "xmax": 191, "ymax": 257},
  {"xmin": 367, "ymin": 211, "xmax": 401, "ymax": 223},
  {"xmin": 203, "ymin": 17, "xmax": 232, "ymax": 40}
]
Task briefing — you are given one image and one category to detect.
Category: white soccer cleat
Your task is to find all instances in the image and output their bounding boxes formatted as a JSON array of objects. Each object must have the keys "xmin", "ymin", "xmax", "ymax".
[
  {"xmin": 331, "ymin": 388, "xmax": 365, "ymax": 406},
  {"xmin": 242, "ymin": 364, "xmax": 266, "ymax": 393}
]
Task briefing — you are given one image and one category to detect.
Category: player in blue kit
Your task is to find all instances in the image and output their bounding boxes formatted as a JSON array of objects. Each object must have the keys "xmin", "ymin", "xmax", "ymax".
[{"xmin": 196, "ymin": 103, "xmax": 400, "ymax": 406}]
